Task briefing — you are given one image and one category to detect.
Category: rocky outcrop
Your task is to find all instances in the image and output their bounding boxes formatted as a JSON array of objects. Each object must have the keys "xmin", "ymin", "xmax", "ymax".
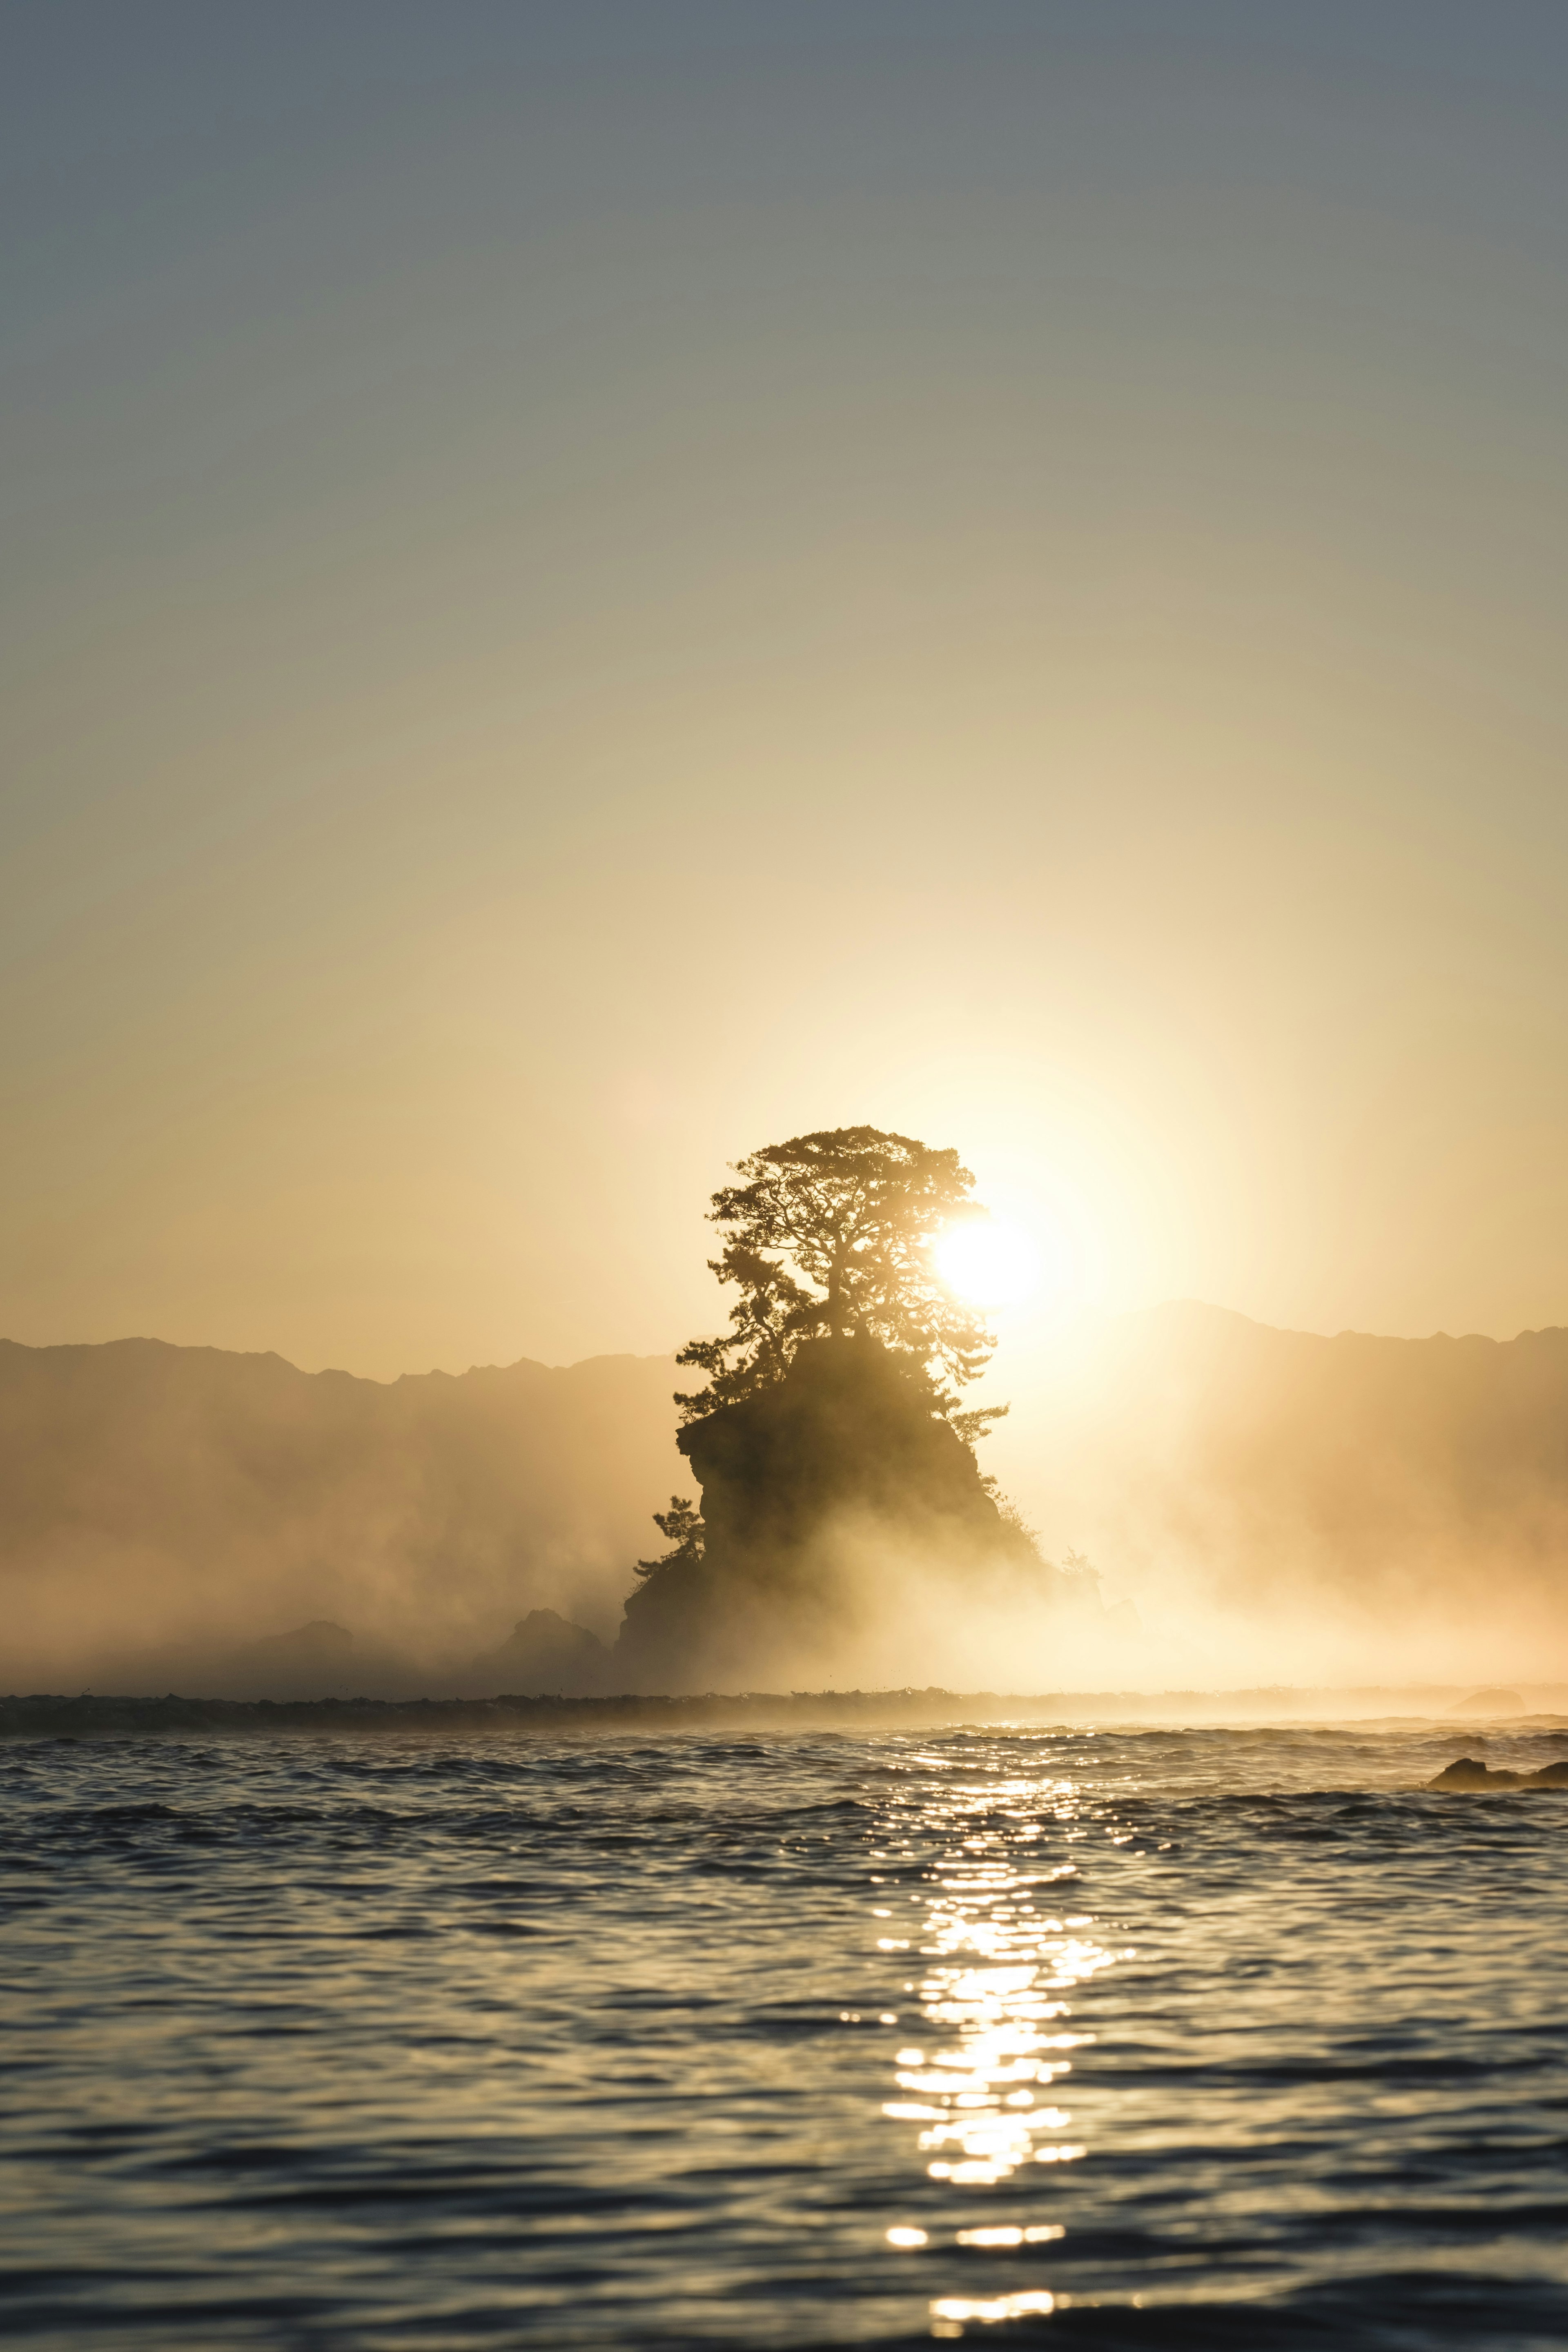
[
  {"xmin": 615, "ymin": 1334, "xmax": 1068, "ymax": 1690},
  {"xmin": 474, "ymin": 1608, "xmax": 608, "ymax": 1695},
  {"xmin": 1426, "ymin": 1755, "xmax": 1568, "ymax": 1790},
  {"xmin": 220, "ymin": 1618, "xmax": 358, "ymax": 1699}
]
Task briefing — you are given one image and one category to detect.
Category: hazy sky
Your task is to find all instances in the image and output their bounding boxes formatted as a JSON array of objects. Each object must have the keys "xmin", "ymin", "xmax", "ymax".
[{"xmin": 6, "ymin": 1, "xmax": 1568, "ymax": 1383}]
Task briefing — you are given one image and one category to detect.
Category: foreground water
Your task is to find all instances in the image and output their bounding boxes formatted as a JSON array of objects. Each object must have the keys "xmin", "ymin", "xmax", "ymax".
[{"xmin": 4, "ymin": 1719, "xmax": 1566, "ymax": 2349}]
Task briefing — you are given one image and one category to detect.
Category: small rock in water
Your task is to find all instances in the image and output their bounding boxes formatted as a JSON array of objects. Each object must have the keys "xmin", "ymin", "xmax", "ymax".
[{"xmin": 1426, "ymin": 1755, "xmax": 1568, "ymax": 1791}]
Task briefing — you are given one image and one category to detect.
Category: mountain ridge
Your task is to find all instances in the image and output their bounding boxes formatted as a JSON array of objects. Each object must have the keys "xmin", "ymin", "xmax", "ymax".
[
  {"xmin": 0, "ymin": 1331, "xmax": 685, "ymax": 1688},
  {"xmin": 5, "ymin": 1306, "xmax": 1567, "ymax": 1693}
]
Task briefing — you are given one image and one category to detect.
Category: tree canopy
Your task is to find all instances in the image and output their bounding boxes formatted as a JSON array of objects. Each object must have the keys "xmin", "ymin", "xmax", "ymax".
[
  {"xmin": 674, "ymin": 1125, "xmax": 1004, "ymax": 1439},
  {"xmin": 634, "ymin": 1494, "xmax": 704, "ymax": 1581}
]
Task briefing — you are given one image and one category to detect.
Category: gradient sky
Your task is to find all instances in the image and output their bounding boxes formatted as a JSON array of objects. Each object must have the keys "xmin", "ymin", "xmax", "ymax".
[{"xmin": 6, "ymin": 1, "xmax": 1568, "ymax": 1392}]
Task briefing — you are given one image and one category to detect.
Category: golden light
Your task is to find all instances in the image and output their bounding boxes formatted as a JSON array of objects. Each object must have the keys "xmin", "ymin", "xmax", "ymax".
[{"xmin": 934, "ymin": 1217, "xmax": 1042, "ymax": 1307}]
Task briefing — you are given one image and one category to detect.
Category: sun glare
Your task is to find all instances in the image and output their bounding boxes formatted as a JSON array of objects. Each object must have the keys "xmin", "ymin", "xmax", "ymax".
[{"xmin": 934, "ymin": 1218, "xmax": 1042, "ymax": 1308}]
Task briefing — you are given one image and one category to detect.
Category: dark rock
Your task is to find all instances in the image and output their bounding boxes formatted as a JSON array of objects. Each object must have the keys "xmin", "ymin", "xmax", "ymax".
[
  {"xmin": 616, "ymin": 1334, "xmax": 1062, "ymax": 1690},
  {"xmin": 1426, "ymin": 1755, "xmax": 1568, "ymax": 1789},
  {"xmin": 474, "ymin": 1608, "xmax": 608, "ymax": 1695},
  {"xmin": 218, "ymin": 1618, "xmax": 360, "ymax": 1699}
]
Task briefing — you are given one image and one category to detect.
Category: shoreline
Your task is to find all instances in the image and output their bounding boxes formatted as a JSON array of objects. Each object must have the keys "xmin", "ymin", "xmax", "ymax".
[{"xmin": 5, "ymin": 1686, "xmax": 1568, "ymax": 1737}]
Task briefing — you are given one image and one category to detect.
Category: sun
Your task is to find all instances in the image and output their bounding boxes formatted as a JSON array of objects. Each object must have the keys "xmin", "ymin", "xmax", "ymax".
[{"xmin": 934, "ymin": 1217, "xmax": 1042, "ymax": 1308}]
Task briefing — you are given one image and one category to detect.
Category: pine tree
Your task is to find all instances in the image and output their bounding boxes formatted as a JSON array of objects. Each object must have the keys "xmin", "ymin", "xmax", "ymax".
[{"xmin": 674, "ymin": 1125, "xmax": 1006, "ymax": 1440}]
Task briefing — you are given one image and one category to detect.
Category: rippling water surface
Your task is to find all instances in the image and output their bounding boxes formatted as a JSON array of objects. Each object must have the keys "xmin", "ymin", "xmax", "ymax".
[{"xmin": 4, "ymin": 1719, "xmax": 1567, "ymax": 2348}]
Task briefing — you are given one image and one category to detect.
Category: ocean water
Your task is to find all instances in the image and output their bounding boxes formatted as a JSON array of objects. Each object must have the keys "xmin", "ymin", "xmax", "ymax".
[{"xmin": 4, "ymin": 1719, "xmax": 1566, "ymax": 2350}]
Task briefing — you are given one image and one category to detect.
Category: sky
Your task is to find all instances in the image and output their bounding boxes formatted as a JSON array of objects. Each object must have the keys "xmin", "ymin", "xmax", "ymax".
[{"xmin": 5, "ymin": 1, "xmax": 1568, "ymax": 1390}]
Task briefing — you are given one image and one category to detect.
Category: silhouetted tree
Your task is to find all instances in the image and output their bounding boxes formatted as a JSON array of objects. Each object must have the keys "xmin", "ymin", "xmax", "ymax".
[
  {"xmin": 634, "ymin": 1494, "xmax": 705, "ymax": 1580},
  {"xmin": 675, "ymin": 1126, "xmax": 1005, "ymax": 1437}
]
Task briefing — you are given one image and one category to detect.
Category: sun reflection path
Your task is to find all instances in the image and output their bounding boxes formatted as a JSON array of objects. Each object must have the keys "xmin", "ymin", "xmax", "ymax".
[{"xmin": 880, "ymin": 1770, "xmax": 1125, "ymax": 2199}]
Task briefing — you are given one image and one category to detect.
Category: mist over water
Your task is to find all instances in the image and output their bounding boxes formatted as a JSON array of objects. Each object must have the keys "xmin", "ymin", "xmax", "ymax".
[
  {"xmin": 9, "ymin": 1715, "xmax": 1565, "ymax": 2348},
  {"xmin": 0, "ymin": 1339, "xmax": 682, "ymax": 1696},
  {"xmin": 980, "ymin": 1304, "xmax": 1568, "ymax": 1697},
  {"xmin": 6, "ymin": 1309, "xmax": 1567, "ymax": 1704}
]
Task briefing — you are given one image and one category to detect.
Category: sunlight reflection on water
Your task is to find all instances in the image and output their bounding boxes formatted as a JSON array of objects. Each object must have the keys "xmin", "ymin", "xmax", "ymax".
[
  {"xmin": 6, "ymin": 1722, "xmax": 1568, "ymax": 2347},
  {"xmin": 882, "ymin": 1772, "xmax": 1112, "ymax": 2208}
]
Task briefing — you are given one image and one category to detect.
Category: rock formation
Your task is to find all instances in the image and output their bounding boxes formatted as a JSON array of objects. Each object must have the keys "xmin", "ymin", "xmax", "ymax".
[
  {"xmin": 474, "ymin": 1608, "xmax": 608, "ymax": 1695},
  {"xmin": 615, "ymin": 1333, "xmax": 1072, "ymax": 1690},
  {"xmin": 220, "ymin": 1618, "xmax": 365, "ymax": 1699},
  {"xmin": 1426, "ymin": 1755, "xmax": 1568, "ymax": 1790}
]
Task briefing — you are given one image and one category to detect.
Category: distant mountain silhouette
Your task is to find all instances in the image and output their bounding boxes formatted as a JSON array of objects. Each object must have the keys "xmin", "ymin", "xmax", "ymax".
[
  {"xmin": 1044, "ymin": 1301, "xmax": 1568, "ymax": 1638},
  {"xmin": 1449, "ymin": 1687, "xmax": 1524, "ymax": 1716},
  {"xmin": 7, "ymin": 1305, "xmax": 1568, "ymax": 1696},
  {"xmin": 0, "ymin": 1336, "xmax": 680, "ymax": 1690}
]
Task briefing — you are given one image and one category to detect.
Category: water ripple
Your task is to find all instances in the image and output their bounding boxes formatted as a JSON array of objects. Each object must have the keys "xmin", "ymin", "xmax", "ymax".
[{"xmin": 2, "ymin": 1722, "xmax": 1565, "ymax": 2346}]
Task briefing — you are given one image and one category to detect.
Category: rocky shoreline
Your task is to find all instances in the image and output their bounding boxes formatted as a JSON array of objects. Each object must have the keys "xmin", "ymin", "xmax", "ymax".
[{"xmin": 6, "ymin": 1689, "xmax": 1568, "ymax": 1739}]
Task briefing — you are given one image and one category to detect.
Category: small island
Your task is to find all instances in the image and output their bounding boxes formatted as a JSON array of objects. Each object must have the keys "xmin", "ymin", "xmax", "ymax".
[{"xmin": 598, "ymin": 1125, "xmax": 1098, "ymax": 1692}]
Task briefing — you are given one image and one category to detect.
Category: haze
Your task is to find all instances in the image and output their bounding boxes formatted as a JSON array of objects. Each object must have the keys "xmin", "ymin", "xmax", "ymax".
[{"xmin": 6, "ymin": 7, "xmax": 1568, "ymax": 1544}]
